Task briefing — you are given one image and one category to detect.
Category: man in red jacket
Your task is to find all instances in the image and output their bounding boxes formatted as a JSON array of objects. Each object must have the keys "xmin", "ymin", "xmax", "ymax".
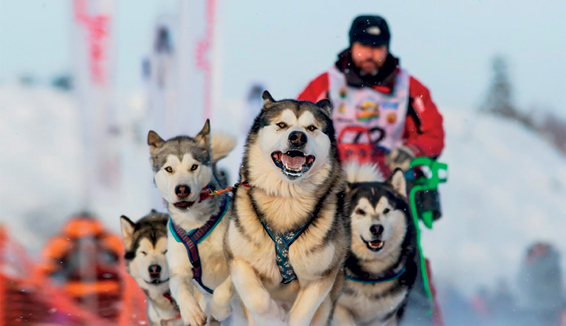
[
  {"xmin": 298, "ymin": 15, "xmax": 444, "ymax": 173},
  {"xmin": 298, "ymin": 15, "xmax": 445, "ymax": 325}
]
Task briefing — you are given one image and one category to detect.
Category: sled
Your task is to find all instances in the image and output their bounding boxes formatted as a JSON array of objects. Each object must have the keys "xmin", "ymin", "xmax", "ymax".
[{"xmin": 337, "ymin": 126, "xmax": 391, "ymax": 174}]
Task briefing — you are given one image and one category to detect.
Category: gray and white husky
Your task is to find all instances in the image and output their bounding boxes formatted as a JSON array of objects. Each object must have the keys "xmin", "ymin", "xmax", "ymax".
[
  {"xmin": 121, "ymin": 210, "xmax": 182, "ymax": 326},
  {"xmin": 215, "ymin": 91, "xmax": 349, "ymax": 326},
  {"xmin": 147, "ymin": 120, "xmax": 237, "ymax": 326},
  {"xmin": 332, "ymin": 163, "xmax": 418, "ymax": 326}
]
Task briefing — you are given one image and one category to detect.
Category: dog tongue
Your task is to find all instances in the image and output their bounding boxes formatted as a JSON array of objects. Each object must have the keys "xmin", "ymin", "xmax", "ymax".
[{"xmin": 281, "ymin": 153, "xmax": 305, "ymax": 170}]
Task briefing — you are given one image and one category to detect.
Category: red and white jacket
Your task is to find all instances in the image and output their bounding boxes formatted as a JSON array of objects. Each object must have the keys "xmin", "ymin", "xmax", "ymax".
[{"xmin": 298, "ymin": 51, "xmax": 444, "ymax": 158}]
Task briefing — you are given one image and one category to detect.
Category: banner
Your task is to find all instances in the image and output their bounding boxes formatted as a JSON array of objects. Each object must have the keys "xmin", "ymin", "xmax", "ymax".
[{"xmin": 73, "ymin": 0, "xmax": 120, "ymax": 210}]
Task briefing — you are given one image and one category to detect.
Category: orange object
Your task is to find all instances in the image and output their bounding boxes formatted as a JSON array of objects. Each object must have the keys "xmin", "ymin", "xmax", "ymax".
[
  {"xmin": 64, "ymin": 280, "xmax": 122, "ymax": 297},
  {"xmin": 1, "ymin": 222, "xmax": 148, "ymax": 326},
  {"xmin": 0, "ymin": 224, "xmax": 111, "ymax": 325},
  {"xmin": 63, "ymin": 216, "xmax": 104, "ymax": 238}
]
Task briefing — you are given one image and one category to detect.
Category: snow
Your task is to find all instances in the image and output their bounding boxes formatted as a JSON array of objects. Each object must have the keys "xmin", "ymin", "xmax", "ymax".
[
  {"xmin": 0, "ymin": 86, "xmax": 84, "ymax": 252},
  {"xmin": 423, "ymin": 107, "xmax": 566, "ymax": 296},
  {"xmin": 1, "ymin": 86, "xmax": 565, "ymax": 298},
  {"xmin": 0, "ymin": 86, "xmax": 154, "ymax": 253}
]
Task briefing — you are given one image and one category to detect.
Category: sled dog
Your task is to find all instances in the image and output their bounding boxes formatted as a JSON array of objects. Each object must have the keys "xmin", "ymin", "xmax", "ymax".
[
  {"xmin": 147, "ymin": 120, "xmax": 236, "ymax": 326},
  {"xmin": 332, "ymin": 163, "xmax": 418, "ymax": 326},
  {"xmin": 121, "ymin": 210, "xmax": 183, "ymax": 326},
  {"xmin": 218, "ymin": 91, "xmax": 349, "ymax": 326}
]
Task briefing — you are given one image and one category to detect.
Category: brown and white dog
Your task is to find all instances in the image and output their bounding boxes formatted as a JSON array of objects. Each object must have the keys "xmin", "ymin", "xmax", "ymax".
[
  {"xmin": 213, "ymin": 91, "xmax": 349, "ymax": 326},
  {"xmin": 332, "ymin": 163, "xmax": 418, "ymax": 326},
  {"xmin": 121, "ymin": 210, "xmax": 183, "ymax": 326}
]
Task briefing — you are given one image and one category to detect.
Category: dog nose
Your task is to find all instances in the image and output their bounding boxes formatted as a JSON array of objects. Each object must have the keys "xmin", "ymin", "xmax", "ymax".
[
  {"xmin": 175, "ymin": 185, "xmax": 191, "ymax": 198},
  {"xmin": 288, "ymin": 131, "xmax": 307, "ymax": 147},
  {"xmin": 370, "ymin": 225, "xmax": 384, "ymax": 237},
  {"xmin": 148, "ymin": 264, "xmax": 161, "ymax": 278}
]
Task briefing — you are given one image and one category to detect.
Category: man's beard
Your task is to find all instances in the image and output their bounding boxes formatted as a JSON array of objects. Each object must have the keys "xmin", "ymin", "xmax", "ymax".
[{"xmin": 359, "ymin": 60, "xmax": 379, "ymax": 76}]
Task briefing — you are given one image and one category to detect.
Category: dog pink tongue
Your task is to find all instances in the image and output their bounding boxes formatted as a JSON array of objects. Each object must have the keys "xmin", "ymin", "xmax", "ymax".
[{"xmin": 281, "ymin": 154, "xmax": 305, "ymax": 170}]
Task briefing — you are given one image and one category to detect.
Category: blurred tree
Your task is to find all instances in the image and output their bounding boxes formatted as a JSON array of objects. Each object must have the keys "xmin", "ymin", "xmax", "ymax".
[
  {"xmin": 481, "ymin": 56, "xmax": 539, "ymax": 131},
  {"xmin": 481, "ymin": 56, "xmax": 516, "ymax": 117}
]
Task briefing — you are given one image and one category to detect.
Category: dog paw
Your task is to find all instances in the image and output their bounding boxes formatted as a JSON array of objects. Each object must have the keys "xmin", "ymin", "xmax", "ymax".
[
  {"xmin": 209, "ymin": 301, "xmax": 232, "ymax": 321},
  {"xmin": 252, "ymin": 300, "xmax": 286, "ymax": 326},
  {"xmin": 180, "ymin": 303, "xmax": 207, "ymax": 326}
]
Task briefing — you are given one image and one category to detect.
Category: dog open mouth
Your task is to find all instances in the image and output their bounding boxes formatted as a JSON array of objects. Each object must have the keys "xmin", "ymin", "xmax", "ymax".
[
  {"xmin": 271, "ymin": 150, "xmax": 315, "ymax": 178},
  {"xmin": 173, "ymin": 201, "xmax": 195, "ymax": 209},
  {"xmin": 364, "ymin": 238, "xmax": 385, "ymax": 252}
]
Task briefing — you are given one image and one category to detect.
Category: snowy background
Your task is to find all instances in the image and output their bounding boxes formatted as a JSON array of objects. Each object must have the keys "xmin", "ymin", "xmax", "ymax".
[{"xmin": 1, "ymin": 0, "xmax": 566, "ymax": 317}]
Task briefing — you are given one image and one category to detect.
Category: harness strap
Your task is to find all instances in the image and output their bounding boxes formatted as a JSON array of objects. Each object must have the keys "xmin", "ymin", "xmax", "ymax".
[
  {"xmin": 260, "ymin": 220, "xmax": 313, "ymax": 284},
  {"xmin": 200, "ymin": 181, "xmax": 253, "ymax": 202},
  {"xmin": 169, "ymin": 195, "xmax": 229, "ymax": 294},
  {"xmin": 346, "ymin": 266, "xmax": 406, "ymax": 284},
  {"xmin": 252, "ymin": 180, "xmax": 334, "ymax": 285},
  {"xmin": 162, "ymin": 292, "xmax": 177, "ymax": 308}
]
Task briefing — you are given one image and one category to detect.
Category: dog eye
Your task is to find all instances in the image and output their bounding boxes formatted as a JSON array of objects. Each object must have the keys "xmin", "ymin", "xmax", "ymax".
[
  {"xmin": 141, "ymin": 251, "xmax": 147, "ymax": 256},
  {"xmin": 306, "ymin": 125, "xmax": 317, "ymax": 132},
  {"xmin": 276, "ymin": 122, "xmax": 287, "ymax": 129},
  {"xmin": 355, "ymin": 209, "xmax": 366, "ymax": 216},
  {"xmin": 164, "ymin": 166, "xmax": 173, "ymax": 173},
  {"xmin": 383, "ymin": 208, "xmax": 390, "ymax": 214},
  {"xmin": 191, "ymin": 164, "xmax": 198, "ymax": 171},
  {"xmin": 162, "ymin": 250, "xmax": 168, "ymax": 255}
]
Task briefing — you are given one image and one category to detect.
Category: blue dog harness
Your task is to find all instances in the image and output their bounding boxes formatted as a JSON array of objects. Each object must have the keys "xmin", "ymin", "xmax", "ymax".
[
  {"xmin": 260, "ymin": 220, "xmax": 315, "ymax": 284},
  {"xmin": 249, "ymin": 189, "xmax": 329, "ymax": 285},
  {"xmin": 169, "ymin": 194, "xmax": 229, "ymax": 294}
]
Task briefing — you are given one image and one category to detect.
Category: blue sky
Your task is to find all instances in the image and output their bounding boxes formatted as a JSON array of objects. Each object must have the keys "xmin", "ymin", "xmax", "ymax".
[{"xmin": 1, "ymin": 0, "xmax": 565, "ymax": 114}]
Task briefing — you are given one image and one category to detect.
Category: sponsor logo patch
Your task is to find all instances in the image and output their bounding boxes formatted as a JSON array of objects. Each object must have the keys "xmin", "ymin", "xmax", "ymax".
[
  {"xmin": 386, "ymin": 112, "xmax": 397, "ymax": 124},
  {"xmin": 356, "ymin": 101, "xmax": 379, "ymax": 122},
  {"xmin": 381, "ymin": 102, "xmax": 399, "ymax": 110}
]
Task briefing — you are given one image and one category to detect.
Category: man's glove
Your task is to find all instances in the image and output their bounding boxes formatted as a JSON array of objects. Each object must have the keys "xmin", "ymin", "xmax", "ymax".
[{"xmin": 385, "ymin": 145, "xmax": 416, "ymax": 171}]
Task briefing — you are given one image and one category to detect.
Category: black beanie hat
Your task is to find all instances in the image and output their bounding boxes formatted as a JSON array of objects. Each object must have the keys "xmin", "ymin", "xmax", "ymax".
[{"xmin": 349, "ymin": 15, "xmax": 391, "ymax": 47}]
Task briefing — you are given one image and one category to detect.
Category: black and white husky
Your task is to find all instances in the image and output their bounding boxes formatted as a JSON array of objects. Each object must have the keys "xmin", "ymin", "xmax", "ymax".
[
  {"xmin": 121, "ymin": 210, "xmax": 182, "ymax": 326},
  {"xmin": 332, "ymin": 163, "xmax": 418, "ymax": 326},
  {"xmin": 215, "ymin": 91, "xmax": 349, "ymax": 326},
  {"xmin": 147, "ymin": 120, "xmax": 237, "ymax": 326}
]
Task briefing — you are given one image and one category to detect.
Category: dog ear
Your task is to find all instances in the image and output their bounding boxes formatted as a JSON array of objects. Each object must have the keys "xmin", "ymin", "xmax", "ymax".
[
  {"xmin": 120, "ymin": 215, "xmax": 136, "ymax": 249},
  {"xmin": 262, "ymin": 90, "xmax": 275, "ymax": 108},
  {"xmin": 148, "ymin": 130, "xmax": 165, "ymax": 150},
  {"xmin": 195, "ymin": 119, "xmax": 211, "ymax": 147},
  {"xmin": 211, "ymin": 132, "xmax": 237, "ymax": 164},
  {"xmin": 387, "ymin": 168, "xmax": 407, "ymax": 196},
  {"xmin": 346, "ymin": 182, "xmax": 359, "ymax": 193},
  {"xmin": 316, "ymin": 99, "xmax": 333, "ymax": 116}
]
